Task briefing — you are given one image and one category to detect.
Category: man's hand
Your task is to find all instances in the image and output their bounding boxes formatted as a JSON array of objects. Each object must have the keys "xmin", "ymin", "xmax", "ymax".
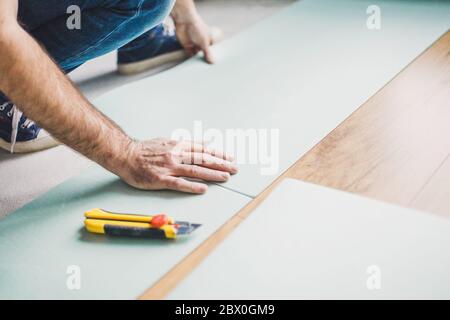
[
  {"xmin": 171, "ymin": 0, "xmax": 215, "ymax": 64},
  {"xmin": 118, "ymin": 139, "xmax": 238, "ymax": 194}
]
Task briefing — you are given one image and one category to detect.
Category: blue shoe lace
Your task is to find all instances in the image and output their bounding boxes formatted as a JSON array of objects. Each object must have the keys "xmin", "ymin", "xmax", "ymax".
[{"xmin": 0, "ymin": 102, "xmax": 35, "ymax": 153}]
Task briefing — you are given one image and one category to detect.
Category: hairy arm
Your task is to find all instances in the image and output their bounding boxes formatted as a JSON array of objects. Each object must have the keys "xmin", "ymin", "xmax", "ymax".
[
  {"xmin": 0, "ymin": 0, "xmax": 237, "ymax": 193},
  {"xmin": 0, "ymin": 1, "xmax": 131, "ymax": 172}
]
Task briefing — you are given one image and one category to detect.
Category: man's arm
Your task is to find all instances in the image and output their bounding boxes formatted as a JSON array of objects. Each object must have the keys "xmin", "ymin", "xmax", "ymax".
[{"xmin": 0, "ymin": 1, "xmax": 237, "ymax": 194}]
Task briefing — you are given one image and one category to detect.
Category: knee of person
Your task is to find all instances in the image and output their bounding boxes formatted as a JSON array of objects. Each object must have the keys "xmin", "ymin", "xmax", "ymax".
[{"xmin": 140, "ymin": 0, "xmax": 175, "ymax": 24}]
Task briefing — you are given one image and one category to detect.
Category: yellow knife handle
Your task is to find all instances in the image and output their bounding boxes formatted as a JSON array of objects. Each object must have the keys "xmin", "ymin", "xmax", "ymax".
[
  {"xmin": 84, "ymin": 219, "xmax": 177, "ymax": 239},
  {"xmin": 84, "ymin": 208, "xmax": 174, "ymax": 224}
]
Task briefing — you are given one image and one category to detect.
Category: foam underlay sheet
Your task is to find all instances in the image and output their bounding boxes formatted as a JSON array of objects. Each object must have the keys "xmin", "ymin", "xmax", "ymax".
[
  {"xmin": 169, "ymin": 179, "xmax": 450, "ymax": 299},
  {"xmin": 94, "ymin": 0, "xmax": 450, "ymax": 197},
  {"xmin": 0, "ymin": 166, "xmax": 250, "ymax": 299}
]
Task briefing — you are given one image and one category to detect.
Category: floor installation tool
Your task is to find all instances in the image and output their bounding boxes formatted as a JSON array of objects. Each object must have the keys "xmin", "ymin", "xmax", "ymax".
[{"xmin": 84, "ymin": 209, "xmax": 201, "ymax": 239}]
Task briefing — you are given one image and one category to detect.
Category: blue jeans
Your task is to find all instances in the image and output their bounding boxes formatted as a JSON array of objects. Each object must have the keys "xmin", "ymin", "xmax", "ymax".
[
  {"xmin": 0, "ymin": 0, "xmax": 174, "ymax": 102},
  {"xmin": 18, "ymin": 0, "xmax": 174, "ymax": 72}
]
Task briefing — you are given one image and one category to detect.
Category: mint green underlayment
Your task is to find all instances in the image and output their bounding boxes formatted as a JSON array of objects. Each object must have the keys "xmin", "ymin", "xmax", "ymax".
[
  {"xmin": 1, "ymin": 0, "xmax": 449, "ymax": 299},
  {"xmin": 94, "ymin": 0, "xmax": 450, "ymax": 197}
]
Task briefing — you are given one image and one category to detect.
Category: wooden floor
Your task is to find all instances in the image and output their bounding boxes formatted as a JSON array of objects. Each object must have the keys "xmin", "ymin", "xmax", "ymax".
[
  {"xmin": 140, "ymin": 30, "xmax": 450, "ymax": 299},
  {"xmin": 293, "ymin": 31, "xmax": 450, "ymax": 217}
]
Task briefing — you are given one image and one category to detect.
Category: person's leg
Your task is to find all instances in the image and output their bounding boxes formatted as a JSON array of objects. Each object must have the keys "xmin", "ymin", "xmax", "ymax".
[
  {"xmin": 0, "ymin": 0, "xmax": 175, "ymax": 153},
  {"xmin": 20, "ymin": 0, "xmax": 175, "ymax": 72}
]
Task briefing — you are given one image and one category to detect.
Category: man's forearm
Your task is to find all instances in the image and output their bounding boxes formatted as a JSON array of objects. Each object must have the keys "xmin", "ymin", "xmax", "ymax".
[{"xmin": 0, "ymin": 22, "xmax": 131, "ymax": 174}]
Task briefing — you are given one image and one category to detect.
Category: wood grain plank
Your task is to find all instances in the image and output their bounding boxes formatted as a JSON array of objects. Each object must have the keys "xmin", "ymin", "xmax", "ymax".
[{"xmin": 290, "ymin": 31, "xmax": 450, "ymax": 211}]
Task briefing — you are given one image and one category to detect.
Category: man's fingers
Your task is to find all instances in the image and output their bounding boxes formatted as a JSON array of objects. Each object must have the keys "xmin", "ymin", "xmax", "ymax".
[
  {"xmin": 176, "ymin": 30, "xmax": 196, "ymax": 57},
  {"xmin": 176, "ymin": 164, "xmax": 230, "ymax": 182},
  {"xmin": 181, "ymin": 152, "xmax": 238, "ymax": 174},
  {"xmin": 202, "ymin": 45, "xmax": 215, "ymax": 64},
  {"xmin": 182, "ymin": 44, "xmax": 196, "ymax": 57},
  {"xmin": 162, "ymin": 176, "xmax": 208, "ymax": 194},
  {"xmin": 183, "ymin": 140, "xmax": 234, "ymax": 162}
]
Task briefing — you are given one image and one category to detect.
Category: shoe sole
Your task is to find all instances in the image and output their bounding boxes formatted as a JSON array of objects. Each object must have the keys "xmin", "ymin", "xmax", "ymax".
[
  {"xmin": 117, "ymin": 50, "xmax": 188, "ymax": 75},
  {"xmin": 0, "ymin": 134, "xmax": 60, "ymax": 153}
]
